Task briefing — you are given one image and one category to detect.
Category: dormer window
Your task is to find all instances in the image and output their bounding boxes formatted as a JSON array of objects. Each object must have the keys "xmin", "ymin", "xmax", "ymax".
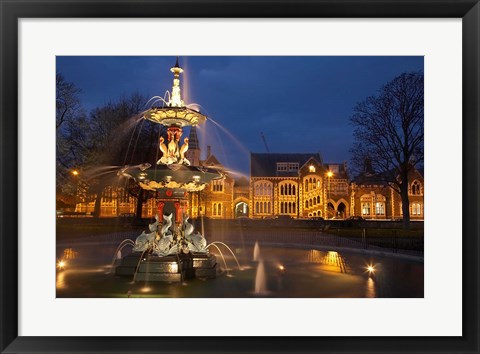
[
  {"xmin": 309, "ymin": 165, "xmax": 316, "ymax": 173},
  {"xmin": 277, "ymin": 162, "xmax": 299, "ymax": 172}
]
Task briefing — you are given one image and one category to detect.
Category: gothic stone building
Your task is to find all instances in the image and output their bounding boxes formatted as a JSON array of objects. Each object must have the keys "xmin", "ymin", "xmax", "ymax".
[
  {"xmin": 249, "ymin": 153, "xmax": 350, "ymax": 219},
  {"xmin": 75, "ymin": 142, "xmax": 424, "ymax": 220}
]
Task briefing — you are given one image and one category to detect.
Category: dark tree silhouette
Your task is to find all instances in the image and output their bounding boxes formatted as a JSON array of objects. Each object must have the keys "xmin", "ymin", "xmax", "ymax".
[
  {"xmin": 56, "ymin": 74, "xmax": 88, "ymax": 208},
  {"xmin": 350, "ymin": 72, "xmax": 424, "ymax": 229},
  {"xmin": 82, "ymin": 93, "xmax": 162, "ymax": 218}
]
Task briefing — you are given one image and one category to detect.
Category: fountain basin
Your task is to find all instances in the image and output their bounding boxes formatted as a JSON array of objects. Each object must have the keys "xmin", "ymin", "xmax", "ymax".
[
  {"xmin": 121, "ymin": 164, "xmax": 223, "ymax": 192},
  {"xmin": 144, "ymin": 106, "xmax": 207, "ymax": 127}
]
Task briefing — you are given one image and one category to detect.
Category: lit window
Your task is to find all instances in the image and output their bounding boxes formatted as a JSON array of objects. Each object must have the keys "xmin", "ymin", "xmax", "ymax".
[
  {"xmin": 362, "ymin": 203, "xmax": 371, "ymax": 215},
  {"xmin": 375, "ymin": 202, "xmax": 385, "ymax": 215},
  {"xmin": 309, "ymin": 165, "xmax": 316, "ymax": 173},
  {"xmin": 412, "ymin": 203, "xmax": 422, "ymax": 215}
]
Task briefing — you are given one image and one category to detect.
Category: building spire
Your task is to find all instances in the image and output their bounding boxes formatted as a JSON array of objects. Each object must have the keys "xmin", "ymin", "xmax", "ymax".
[{"xmin": 169, "ymin": 56, "xmax": 184, "ymax": 107}]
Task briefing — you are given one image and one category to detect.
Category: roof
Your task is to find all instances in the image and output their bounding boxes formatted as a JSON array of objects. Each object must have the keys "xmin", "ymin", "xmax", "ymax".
[
  {"xmin": 234, "ymin": 176, "xmax": 250, "ymax": 187},
  {"xmin": 324, "ymin": 162, "xmax": 349, "ymax": 179},
  {"xmin": 188, "ymin": 126, "xmax": 200, "ymax": 150},
  {"xmin": 251, "ymin": 153, "xmax": 323, "ymax": 178},
  {"xmin": 353, "ymin": 172, "xmax": 389, "ymax": 186}
]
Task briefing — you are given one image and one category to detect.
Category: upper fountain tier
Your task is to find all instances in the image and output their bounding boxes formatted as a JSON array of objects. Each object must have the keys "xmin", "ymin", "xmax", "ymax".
[{"xmin": 143, "ymin": 58, "xmax": 207, "ymax": 128}]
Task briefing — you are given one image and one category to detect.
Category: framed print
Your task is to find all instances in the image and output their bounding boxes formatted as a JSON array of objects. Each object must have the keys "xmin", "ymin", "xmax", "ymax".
[{"xmin": 1, "ymin": 0, "xmax": 479, "ymax": 353}]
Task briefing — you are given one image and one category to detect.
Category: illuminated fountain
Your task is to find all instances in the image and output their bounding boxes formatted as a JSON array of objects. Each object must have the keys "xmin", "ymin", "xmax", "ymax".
[{"xmin": 115, "ymin": 58, "xmax": 223, "ymax": 282}]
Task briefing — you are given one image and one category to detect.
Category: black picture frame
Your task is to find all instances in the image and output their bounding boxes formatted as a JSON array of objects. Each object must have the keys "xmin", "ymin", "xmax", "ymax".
[{"xmin": 1, "ymin": 1, "xmax": 478, "ymax": 353}]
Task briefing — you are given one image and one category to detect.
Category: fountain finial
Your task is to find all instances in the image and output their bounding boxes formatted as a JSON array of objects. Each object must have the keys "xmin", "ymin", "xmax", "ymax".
[{"xmin": 169, "ymin": 57, "xmax": 184, "ymax": 107}]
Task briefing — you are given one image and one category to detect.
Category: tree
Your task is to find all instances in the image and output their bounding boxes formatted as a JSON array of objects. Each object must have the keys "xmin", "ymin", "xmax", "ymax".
[
  {"xmin": 81, "ymin": 93, "xmax": 161, "ymax": 218},
  {"xmin": 56, "ymin": 74, "xmax": 88, "ymax": 209},
  {"xmin": 350, "ymin": 72, "xmax": 424, "ymax": 229},
  {"xmin": 56, "ymin": 74, "xmax": 83, "ymax": 130}
]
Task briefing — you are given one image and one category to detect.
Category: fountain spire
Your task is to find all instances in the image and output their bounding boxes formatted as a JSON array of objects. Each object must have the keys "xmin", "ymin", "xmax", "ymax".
[{"xmin": 169, "ymin": 56, "xmax": 184, "ymax": 107}]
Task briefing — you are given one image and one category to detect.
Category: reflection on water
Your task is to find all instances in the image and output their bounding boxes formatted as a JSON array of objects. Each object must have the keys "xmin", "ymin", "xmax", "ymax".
[
  {"xmin": 63, "ymin": 248, "xmax": 79, "ymax": 260},
  {"xmin": 308, "ymin": 250, "xmax": 349, "ymax": 273},
  {"xmin": 366, "ymin": 277, "xmax": 376, "ymax": 298},
  {"xmin": 56, "ymin": 243, "xmax": 423, "ymax": 298}
]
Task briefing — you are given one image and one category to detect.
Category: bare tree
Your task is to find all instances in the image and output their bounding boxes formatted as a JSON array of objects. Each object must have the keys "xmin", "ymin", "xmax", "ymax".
[
  {"xmin": 82, "ymin": 93, "xmax": 161, "ymax": 218},
  {"xmin": 56, "ymin": 74, "xmax": 83, "ymax": 130},
  {"xmin": 56, "ymin": 74, "xmax": 88, "ymax": 209},
  {"xmin": 350, "ymin": 72, "xmax": 424, "ymax": 229}
]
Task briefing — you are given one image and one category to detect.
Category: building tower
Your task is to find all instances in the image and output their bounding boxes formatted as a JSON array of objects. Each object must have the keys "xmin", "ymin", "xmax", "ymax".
[{"xmin": 185, "ymin": 126, "xmax": 201, "ymax": 166}]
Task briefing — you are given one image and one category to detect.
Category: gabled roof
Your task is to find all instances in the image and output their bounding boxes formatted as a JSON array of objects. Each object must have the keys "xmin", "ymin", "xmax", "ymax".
[
  {"xmin": 251, "ymin": 153, "xmax": 323, "ymax": 178},
  {"xmin": 202, "ymin": 154, "xmax": 221, "ymax": 167}
]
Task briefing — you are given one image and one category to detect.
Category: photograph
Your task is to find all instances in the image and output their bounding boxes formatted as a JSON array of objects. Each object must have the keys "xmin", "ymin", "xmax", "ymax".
[{"xmin": 56, "ymin": 55, "xmax": 424, "ymax": 298}]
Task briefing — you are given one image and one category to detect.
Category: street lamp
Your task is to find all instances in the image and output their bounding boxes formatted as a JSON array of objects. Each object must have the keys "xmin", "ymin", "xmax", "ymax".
[{"xmin": 326, "ymin": 171, "xmax": 333, "ymax": 218}]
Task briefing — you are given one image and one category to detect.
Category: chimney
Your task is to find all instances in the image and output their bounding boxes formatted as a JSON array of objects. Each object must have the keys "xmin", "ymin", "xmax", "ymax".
[{"xmin": 207, "ymin": 145, "xmax": 211, "ymax": 158}]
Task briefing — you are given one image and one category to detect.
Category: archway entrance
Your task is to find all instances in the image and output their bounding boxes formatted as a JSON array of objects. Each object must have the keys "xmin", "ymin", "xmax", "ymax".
[
  {"xmin": 235, "ymin": 202, "xmax": 249, "ymax": 218},
  {"xmin": 337, "ymin": 202, "xmax": 347, "ymax": 219}
]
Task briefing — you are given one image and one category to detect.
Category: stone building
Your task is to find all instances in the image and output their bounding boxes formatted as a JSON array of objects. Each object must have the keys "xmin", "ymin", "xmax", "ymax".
[
  {"xmin": 249, "ymin": 153, "xmax": 351, "ymax": 219},
  {"xmin": 74, "ymin": 142, "xmax": 424, "ymax": 220},
  {"xmin": 350, "ymin": 168, "xmax": 424, "ymax": 220}
]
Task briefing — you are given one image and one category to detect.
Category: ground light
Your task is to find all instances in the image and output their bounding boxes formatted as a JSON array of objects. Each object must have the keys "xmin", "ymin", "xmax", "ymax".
[
  {"xmin": 366, "ymin": 264, "xmax": 375, "ymax": 275},
  {"xmin": 57, "ymin": 260, "xmax": 66, "ymax": 270}
]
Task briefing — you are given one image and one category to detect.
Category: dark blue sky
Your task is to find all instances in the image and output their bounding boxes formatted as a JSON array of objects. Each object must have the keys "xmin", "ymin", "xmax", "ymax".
[{"xmin": 56, "ymin": 56, "xmax": 423, "ymax": 177}]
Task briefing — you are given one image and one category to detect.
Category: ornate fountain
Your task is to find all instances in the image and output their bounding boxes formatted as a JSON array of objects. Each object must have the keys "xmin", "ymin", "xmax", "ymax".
[{"xmin": 115, "ymin": 58, "xmax": 222, "ymax": 282}]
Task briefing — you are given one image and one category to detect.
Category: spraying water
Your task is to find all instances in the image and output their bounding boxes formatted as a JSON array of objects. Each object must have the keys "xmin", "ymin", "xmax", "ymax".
[
  {"xmin": 253, "ymin": 241, "xmax": 260, "ymax": 262},
  {"xmin": 254, "ymin": 260, "xmax": 268, "ymax": 295},
  {"xmin": 209, "ymin": 241, "xmax": 242, "ymax": 270},
  {"xmin": 206, "ymin": 243, "xmax": 230, "ymax": 276}
]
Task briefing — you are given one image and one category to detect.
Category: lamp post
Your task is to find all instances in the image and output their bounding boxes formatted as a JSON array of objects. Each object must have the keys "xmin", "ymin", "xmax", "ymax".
[
  {"xmin": 71, "ymin": 169, "xmax": 79, "ymax": 213},
  {"xmin": 326, "ymin": 171, "xmax": 333, "ymax": 218}
]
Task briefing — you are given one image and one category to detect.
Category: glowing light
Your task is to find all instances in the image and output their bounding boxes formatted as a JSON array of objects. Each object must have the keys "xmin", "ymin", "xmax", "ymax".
[
  {"xmin": 169, "ymin": 59, "xmax": 185, "ymax": 107},
  {"xmin": 57, "ymin": 260, "xmax": 66, "ymax": 270},
  {"xmin": 193, "ymin": 175, "xmax": 201, "ymax": 183},
  {"xmin": 71, "ymin": 170, "xmax": 79, "ymax": 176},
  {"xmin": 366, "ymin": 264, "xmax": 375, "ymax": 274},
  {"xmin": 140, "ymin": 287, "xmax": 151, "ymax": 293},
  {"xmin": 309, "ymin": 165, "xmax": 316, "ymax": 173},
  {"xmin": 327, "ymin": 171, "xmax": 333, "ymax": 178},
  {"xmin": 278, "ymin": 265, "xmax": 285, "ymax": 271}
]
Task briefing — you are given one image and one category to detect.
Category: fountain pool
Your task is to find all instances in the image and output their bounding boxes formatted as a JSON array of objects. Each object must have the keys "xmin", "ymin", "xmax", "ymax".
[{"xmin": 56, "ymin": 241, "xmax": 423, "ymax": 298}]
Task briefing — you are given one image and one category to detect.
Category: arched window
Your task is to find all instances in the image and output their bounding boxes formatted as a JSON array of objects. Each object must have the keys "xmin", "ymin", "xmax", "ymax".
[
  {"xmin": 268, "ymin": 202, "xmax": 271, "ymax": 214},
  {"xmin": 305, "ymin": 200, "xmax": 308, "ymax": 209},
  {"xmin": 292, "ymin": 185, "xmax": 296, "ymax": 195},
  {"xmin": 281, "ymin": 203, "xmax": 284, "ymax": 214},
  {"xmin": 317, "ymin": 196, "xmax": 320, "ymax": 204},
  {"xmin": 281, "ymin": 185, "xmax": 284, "ymax": 195},
  {"xmin": 412, "ymin": 203, "xmax": 422, "ymax": 215},
  {"xmin": 411, "ymin": 181, "xmax": 421, "ymax": 195},
  {"xmin": 313, "ymin": 197, "xmax": 316, "ymax": 206},
  {"xmin": 288, "ymin": 184, "xmax": 292, "ymax": 195},
  {"xmin": 255, "ymin": 202, "xmax": 259, "ymax": 214},
  {"xmin": 293, "ymin": 202, "xmax": 296, "ymax": 212},
  {"xmin": 288, "ymin": 202, "xmax": 292, "ymax": 214},
  {"xmin": 305, "ymin": 180, "xmax": 309, "ymax": 192},
  {"xmin": 264, "ymin": 202, "xmax": 267, "ymax": 214},
  {"xmin": 313, "ymin": 178, "xmax": 317, "ymax": 189}
]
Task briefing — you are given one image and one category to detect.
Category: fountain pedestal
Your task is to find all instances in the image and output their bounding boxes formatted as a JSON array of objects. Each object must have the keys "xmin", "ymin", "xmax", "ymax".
[{"xmin": 116, "ymin": 252, "xmax": 219, "ymax": 282}]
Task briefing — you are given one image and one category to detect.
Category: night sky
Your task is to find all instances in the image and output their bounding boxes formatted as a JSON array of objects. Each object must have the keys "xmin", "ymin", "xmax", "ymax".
[{"xmin": 56, "ymin": 56, "xmax": 423, "ymax": 177}]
